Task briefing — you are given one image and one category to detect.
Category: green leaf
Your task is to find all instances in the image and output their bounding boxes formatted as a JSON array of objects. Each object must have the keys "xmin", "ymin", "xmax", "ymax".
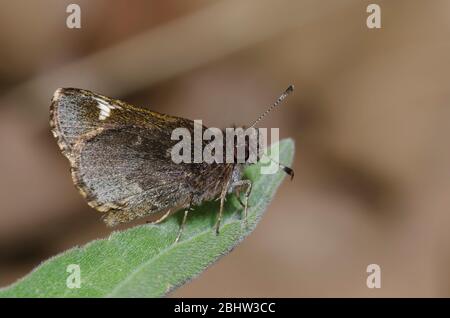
[{"xmin": 0, "ymin": 139, "xmax": 294, "ymax": 298}]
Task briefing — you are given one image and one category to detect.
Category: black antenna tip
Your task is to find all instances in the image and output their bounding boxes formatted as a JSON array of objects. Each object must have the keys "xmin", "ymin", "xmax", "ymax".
[
  {"xmin": 285, "ymin": 84, "xmax": 294, "ymax": 94},
  {"xmin": 283, "ymin": 166, "xmax": 294, "ymax": 180}
]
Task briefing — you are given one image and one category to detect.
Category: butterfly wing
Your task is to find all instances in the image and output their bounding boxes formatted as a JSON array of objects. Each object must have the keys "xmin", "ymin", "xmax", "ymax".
[
  {"xmin": 51, "ymin": 88, "xmax": 235, "ymax": 226},
  {"xmin": 50, "ymin": 88, "xmax": 202, "ymax": 225}
]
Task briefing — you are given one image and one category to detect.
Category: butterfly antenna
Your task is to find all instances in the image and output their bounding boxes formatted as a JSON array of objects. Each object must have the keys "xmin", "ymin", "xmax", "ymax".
[
  {"xmin": 250, "ymin": 85, "xmax": 294, "ymax": 179},
  {"xmin": 249, "ymin": 84, "xmax": 294, "ymax": 128}
]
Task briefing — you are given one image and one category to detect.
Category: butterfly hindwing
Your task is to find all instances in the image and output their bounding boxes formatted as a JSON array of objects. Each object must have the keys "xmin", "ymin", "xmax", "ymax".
[{"xmin": 71, "ymin": 125, "xmax": 195, "ymax": 226}]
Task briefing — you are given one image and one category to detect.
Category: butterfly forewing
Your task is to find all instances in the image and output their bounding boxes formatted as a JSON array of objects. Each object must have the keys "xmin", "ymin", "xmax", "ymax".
[{"xmin": 50, "ymin": 88, "xmax": 183, "ymax": 160}]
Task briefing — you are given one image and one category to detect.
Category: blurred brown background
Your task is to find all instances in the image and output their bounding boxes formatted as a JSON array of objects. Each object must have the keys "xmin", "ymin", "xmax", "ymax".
[{"xmin": 1, "ymin": 0, "xmax": 450, "ymax": 297}]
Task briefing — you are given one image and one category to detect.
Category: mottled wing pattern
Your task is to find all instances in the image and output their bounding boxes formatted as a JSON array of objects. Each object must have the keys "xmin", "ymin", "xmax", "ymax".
[
  {"xmin": 50, "ymin": 88, "xmax": 199, "ymax": 226},
  {"xmin": 72, "ymin": 126, "xmax": 197, "ymax": 226},
  {"xmin": 50, "ymin": 88, "xmax": 181, "ymax": 160},
  {"xmin": 50, "ymin": 88, "xmax": 230, "ymax": 226}
]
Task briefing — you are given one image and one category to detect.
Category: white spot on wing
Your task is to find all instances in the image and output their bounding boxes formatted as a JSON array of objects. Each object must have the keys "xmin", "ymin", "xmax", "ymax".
[
  {"xmin": 52, "ymin": 88, "xmax": 64, "ymax": 102},
  {"xmin": 93, "ymin": 96, "xmax": 122, "ymax": 120}
]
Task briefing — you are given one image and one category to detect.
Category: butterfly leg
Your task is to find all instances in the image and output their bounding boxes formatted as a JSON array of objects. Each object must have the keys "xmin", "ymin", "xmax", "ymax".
[
  {"xmin": 145, "ymin": 209, "xmax": 172, "ymax": 225},
  {"xmin": 214, "ymin": 182, "xmax": 230, "ymax": 235},
  {"xmin": 231, "ymin": 180, "xmax": 252, "ymax": 228},
  {"xmin": 234, "ymin": 187, "xmax": 245, "ymax": 208},
  {"xmin": 175, "ymin": 197, "xmax": 194, "ymax": 243}
]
